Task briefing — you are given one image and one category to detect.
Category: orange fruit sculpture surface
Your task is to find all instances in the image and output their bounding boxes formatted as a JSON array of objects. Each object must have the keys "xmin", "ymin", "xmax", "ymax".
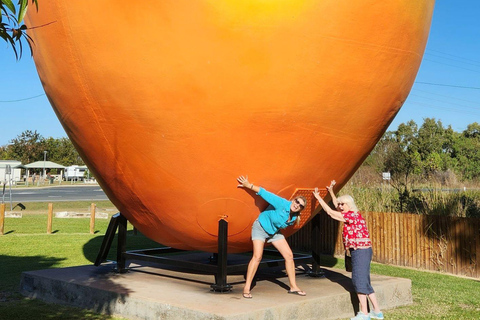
[{"xmin": 26, "ymin": 1, "xmax": 435, "ymax": 253}]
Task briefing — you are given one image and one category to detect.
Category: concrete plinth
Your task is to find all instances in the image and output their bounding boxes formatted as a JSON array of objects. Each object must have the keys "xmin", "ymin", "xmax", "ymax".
[{"xmin": 20, "ymin": 257, "xmax": 412, "ymax": 320}]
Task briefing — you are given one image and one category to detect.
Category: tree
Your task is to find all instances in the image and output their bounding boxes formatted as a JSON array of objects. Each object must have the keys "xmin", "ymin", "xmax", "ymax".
[
  {"xmin": 416, "ymin": 118, "xmax": 449, "ymax": 176},
  {"xmin": 43, "ymin": 137, "xmax": 84, "ymax": 166},
  {"xmin": 416, "ymin": 118, "xmax": 445, "ymax": 157},
  {"xmin": 2, "ymin": 130, "xmax": 84, "ymax": 166},
  {"xmin": 463, "ymin": 122, "xmax": 480, "ymax": 139},
  {"xmin": 452, "ymin": 127, "xmax": 480, "ymax": 180},
  {"xmin": 363, "ymin": 121, "xmax": 423, "ymax": 212},
  {"xmin": 395, "ymin": 120, "xmax": 418, "ymax": 151},
  {"xmin": 7, "ymin": 129, "xmax": 45, "ymax": 164},
  {"xmin": 1, "ymin": 0, "xmax": 38, "ymax": 59}
]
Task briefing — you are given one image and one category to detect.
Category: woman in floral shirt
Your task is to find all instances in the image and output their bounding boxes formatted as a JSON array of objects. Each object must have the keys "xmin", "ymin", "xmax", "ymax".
[{"xmin": 313, "ymin": 181, "xmax": 383, "ymax": 320}]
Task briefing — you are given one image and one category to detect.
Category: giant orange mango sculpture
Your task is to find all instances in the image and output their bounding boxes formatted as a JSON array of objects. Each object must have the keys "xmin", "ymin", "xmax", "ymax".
[{"xmin": 26, "ymin": 1, "xmax": 435, "ymax": 253}]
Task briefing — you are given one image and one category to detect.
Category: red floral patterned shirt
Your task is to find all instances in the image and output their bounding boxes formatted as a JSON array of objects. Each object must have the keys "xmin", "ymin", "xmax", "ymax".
[{"xmin": 342, "ymin": 210, "xmax": 372, "ymax": 250}]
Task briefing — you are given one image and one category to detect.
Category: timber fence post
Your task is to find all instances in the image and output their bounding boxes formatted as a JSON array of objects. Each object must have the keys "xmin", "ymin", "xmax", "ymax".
[
  {"xmin": 90, "ymin": 203, "xmax": 96, "ymax": 234},
  {"xmin": 47, "ymin": 203, "xmax": 53, "ymax": 234}
]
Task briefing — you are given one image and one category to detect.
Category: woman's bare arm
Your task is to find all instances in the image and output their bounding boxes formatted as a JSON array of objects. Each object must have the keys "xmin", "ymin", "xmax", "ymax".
[
  {"xmin": 327, "ymin": 180, "xmax": 338, "ymax": 207},
  {"xmin": 237, "ymin": 175, "xmax": 260, "ymax": 193},
  {"xmin": 313, "ymin": 187, "xmax": 345, "ymax": 222}
]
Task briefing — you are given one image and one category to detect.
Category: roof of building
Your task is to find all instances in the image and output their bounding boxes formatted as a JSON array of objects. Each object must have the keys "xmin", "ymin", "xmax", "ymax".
[
  {"xmin": 0, "ymin": 160, "xmax": 25, "ymax": 168},
  {"xmin": 24, "ymin": 161, "xmax": 66, "ymax": 169}
]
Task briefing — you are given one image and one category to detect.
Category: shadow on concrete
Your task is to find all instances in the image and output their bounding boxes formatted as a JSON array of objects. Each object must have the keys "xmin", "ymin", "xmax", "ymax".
[
  {"xmin": 20, "ymin": 263, "xmax": 134, "ymax": 318},
  {"xmin": 82, "ymin": 228, "xmax": 345, "ymax": 291},
  {"xmin": 321, "ymin": 268, "xmax": 360, "ymax": 315},
  {"xmin": 78, "ymin": 227, "xmax": 362, "ymax": 316}
]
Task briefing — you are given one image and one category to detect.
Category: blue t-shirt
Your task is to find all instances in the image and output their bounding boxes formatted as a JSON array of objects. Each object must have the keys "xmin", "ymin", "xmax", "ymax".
[{"xmin": 257, "ymin": 187, "xmax": 297, "ymax": 235}]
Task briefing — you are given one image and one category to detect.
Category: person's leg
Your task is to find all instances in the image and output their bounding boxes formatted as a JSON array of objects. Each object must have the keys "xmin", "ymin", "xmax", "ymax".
[
  {"xmin": 272, "ymin": 238, "xmax": 305, "ymax": 294},
  {"xmin": 244, "ymin": 240, "xmax": 265, "ymax": 297},
  {"xmin": 351, "ymin": 248, "xmax": 374, "ymax": 315},
  {"xmin": 368, "ymin": 292, "xmax": 381, "ymax": 313},
  {"xmin": 357, "ymin": 293, "xmax": 369, "ymax": 315}
]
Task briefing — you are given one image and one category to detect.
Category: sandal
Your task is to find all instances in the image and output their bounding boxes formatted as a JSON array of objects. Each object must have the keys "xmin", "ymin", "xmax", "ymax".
[
  {"xmin": 242, "ymin": 292, "xmax": 252, "ymax": 299},
  {"xmin": 287, "ymin": 290, "xmax": 306, "ymax": 296}
]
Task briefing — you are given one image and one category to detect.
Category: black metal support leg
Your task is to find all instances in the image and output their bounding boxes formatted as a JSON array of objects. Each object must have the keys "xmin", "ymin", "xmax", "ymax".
[
  {"xmin": 210, "ymin": 219, "xmax": 232, "ymax": 292},
  {"xmin": 116, "ymin": 214, "xmax": 128, "ymax": 273},
  {"xmin": 308, "ymin": 214, "xmax": 325, "ymax": 277},
  {"xmin": 94, "ymin": 213, "xmax": 121, "ymax": 266}
]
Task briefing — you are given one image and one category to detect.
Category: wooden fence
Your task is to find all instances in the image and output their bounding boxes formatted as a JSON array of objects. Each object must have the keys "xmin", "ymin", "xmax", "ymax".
[{"xmin": 288, "ymin": 211, "xmax": 480, "ymax": 279}]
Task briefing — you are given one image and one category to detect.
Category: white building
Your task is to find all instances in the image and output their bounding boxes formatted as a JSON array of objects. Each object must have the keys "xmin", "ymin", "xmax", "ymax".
[{"xmin": 0, "ymin": 160, "xmax": 24, "ymax": 185}]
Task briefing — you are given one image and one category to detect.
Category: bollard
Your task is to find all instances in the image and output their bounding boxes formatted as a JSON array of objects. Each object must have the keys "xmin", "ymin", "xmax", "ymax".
[
  {"xmin": 90, "ymin": 203, "xmax": 96, "ymax": 234},
  {"xmin": 0, "ymin": 203, "xmax": 5, "ymax": 235},
  {"xmin": 47, "ymin": 203, "xmax": 53, "ymax": 234}
]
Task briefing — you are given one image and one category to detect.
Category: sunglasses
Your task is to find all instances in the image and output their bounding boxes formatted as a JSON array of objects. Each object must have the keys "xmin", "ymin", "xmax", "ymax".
[{"xmin": 294, "ymin": 199, "xmax": 305, "ymax": 209}]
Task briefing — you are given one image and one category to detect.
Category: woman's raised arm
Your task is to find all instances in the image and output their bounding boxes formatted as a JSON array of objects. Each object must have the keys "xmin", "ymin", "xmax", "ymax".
[
  {"xmin": 327, "ymin": 180, "xmax": 338, "ymax": 207},
  {"xmin": 237, "ymin": 175, "xmax": 260, "ymax": 193},
  {"xmin": 313, "ymin": 187, "xmax": 345, "ymax": 222}
]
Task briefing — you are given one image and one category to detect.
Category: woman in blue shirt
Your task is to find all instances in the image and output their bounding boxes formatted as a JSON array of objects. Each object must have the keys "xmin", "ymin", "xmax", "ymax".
[{"xmin": 237, "ymin": 175, "xmax": 307, "ymax": 298}]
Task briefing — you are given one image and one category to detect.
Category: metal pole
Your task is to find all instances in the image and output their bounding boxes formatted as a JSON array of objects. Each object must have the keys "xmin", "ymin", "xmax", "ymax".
[
  {"xmin": 4, "ymin": 165, "xmax": 13, "ymax": 210},
  {"xmin": 210, "ymin": 218, "xmax": 232, "ymax": 292},
  {"xmin": 8, "ymin": 171, "xmax": 12, "ymax": 211},
  {"xmin": 43, "ymin": 151, "xmax": 47, "ymax": 184},
  {"xmin": 94, "ymin": 213, "xmax": 120, "ymax": 266},
  {"xmin": 0, "ymin": 203, "xmax": 5, "ymax": 235},
  {"xmin": 116, "ymin": 214, "xmax": 128, "ymax": 273},
  {"xmin": 2, "ymin": 169, "xmax": 6, "ymax": 204}
]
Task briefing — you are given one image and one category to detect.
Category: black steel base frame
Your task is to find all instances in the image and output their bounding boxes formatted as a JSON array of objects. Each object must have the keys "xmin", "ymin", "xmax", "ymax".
[{"xmin": 95, "ymin": 213, "xmax": 324, "ymax": 292}]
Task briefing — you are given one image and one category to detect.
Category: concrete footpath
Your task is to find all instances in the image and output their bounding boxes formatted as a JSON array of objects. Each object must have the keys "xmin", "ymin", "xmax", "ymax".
[{"xmin": 20, "ymin": 257, "xmax": 412, "ymax": 320}]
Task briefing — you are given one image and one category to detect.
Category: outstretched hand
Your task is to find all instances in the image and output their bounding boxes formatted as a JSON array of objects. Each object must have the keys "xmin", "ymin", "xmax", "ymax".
[
  {"xmin": 237, "ymin": 175, "xmax": 251, "ymax": 188},
  {"xmin": 313, "ymin": 187, "xmax": 320, "ymax": 198},
  {"xmin": 326, "ymin": 180, "xmax": 336, "ymax": 192}
]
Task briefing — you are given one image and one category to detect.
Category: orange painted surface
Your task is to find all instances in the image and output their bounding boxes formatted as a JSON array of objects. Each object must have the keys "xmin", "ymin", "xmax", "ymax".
[{"xmin": 26, "ymin": 1, "xmax": 435, "ymax": 253}]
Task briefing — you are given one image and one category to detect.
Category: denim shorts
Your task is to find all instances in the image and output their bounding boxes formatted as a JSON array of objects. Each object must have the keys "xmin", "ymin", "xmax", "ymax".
[
  {"xmin": 251, "ymin": 219, "xmax": 285, "ymax": 243},
  {"xmin": 350, "ymin": 247, "xmax": 374, "ymax": 294}
]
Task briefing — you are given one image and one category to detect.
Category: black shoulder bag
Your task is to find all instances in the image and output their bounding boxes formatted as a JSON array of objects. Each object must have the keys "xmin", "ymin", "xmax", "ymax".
[{"xmin": 345, "ymin": 250, "xmax": 352, "ymax": 272}]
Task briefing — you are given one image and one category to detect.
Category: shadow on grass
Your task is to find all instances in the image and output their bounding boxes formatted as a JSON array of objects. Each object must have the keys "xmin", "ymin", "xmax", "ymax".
[
  {"xmin": 82, "ymin": 230, "xmax": 160, "ymax": 263},
  {"xmin": 0, "ymin": 254, "xmax": 125, "ymax": 319},
  {"xmin": 0, "ymin": 230, "xmax": 157, "ymax": 319},
  {"xmin": 0, "ymin": 255, "xmax": 69, "ymax": 290},
  {"xmin": 0, "ymin": 293, "xmax": 124, "ymax": 320}
]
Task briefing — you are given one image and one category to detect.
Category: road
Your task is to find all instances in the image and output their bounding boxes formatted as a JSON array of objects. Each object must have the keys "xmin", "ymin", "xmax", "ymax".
[{"xmin": 1, "ymin": 185, "xmax": 109, "ymax": 203}]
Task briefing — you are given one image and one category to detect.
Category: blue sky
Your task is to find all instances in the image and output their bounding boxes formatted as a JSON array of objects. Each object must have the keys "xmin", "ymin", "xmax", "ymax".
[{"xmin": 1, "ymin": 1, "xmax": 479, "ymax": 146}]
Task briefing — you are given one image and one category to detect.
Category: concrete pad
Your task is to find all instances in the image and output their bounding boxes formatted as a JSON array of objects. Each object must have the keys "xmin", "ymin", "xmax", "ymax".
[{"xmin": 20, "ymin": 256, "xmax": 412, "ymax": 320}]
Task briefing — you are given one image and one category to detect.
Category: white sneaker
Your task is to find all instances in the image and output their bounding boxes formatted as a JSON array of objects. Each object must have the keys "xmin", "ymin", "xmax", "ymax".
[
  {"xmin": 350, "ymin": 311, "xmax": 371, "ymax": 320},
  {"xmin": 369, "ymin": 311, "xmax": 384, "ymax": 319}
]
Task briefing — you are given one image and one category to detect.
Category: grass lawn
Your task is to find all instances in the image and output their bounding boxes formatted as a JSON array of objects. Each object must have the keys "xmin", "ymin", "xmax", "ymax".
[{"xmin": 1, "ymin": 203, "xmax": 479, "ymax": 320}]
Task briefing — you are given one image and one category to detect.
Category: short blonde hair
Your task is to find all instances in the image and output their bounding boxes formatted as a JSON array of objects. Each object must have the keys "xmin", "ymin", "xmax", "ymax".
[{"xmin": 336, "ymin": 194, "xmax": 359, "ymax": 212}]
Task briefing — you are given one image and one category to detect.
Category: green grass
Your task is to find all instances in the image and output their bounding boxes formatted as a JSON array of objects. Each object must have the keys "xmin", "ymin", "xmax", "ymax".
[
  {"xmin": 370, "ymin": 264, "xmax": 480, "ymax": 320},
  {"xmin": 1, "ymin": 207, "xmax": 480, "ymax": 320},
  {"xmin": 13, "ymin": 200, "xmax": 116, "ymax": 212},
  {"xmin": 0, "ymin": 204, "xmax": 159, "ymax": 320}
]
